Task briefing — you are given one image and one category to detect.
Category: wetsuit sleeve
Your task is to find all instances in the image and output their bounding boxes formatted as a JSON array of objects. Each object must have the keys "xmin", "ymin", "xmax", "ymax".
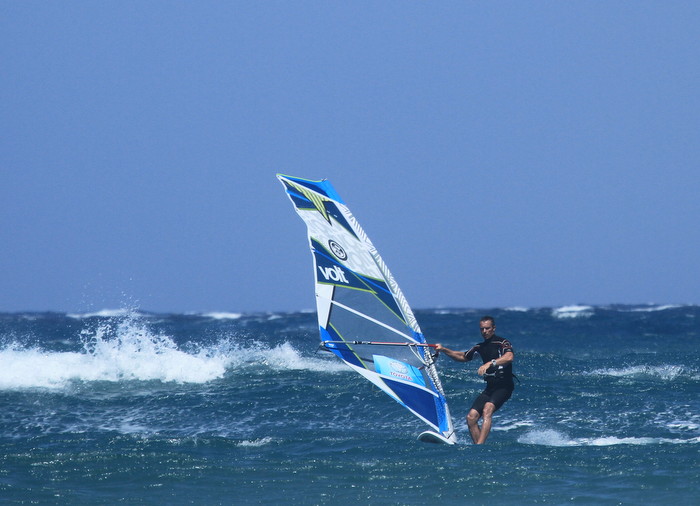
[
  {"xmin": 464, "ymin": 345, "xmax": 479, "ymax": 361},
  {"xmin": 500, "ymin": 339, "xmax": 514, "ymax": 354}
]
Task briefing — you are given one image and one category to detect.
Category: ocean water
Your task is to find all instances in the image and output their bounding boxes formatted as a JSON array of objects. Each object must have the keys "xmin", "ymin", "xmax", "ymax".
[{"xmin": 1, "ymin": 305, "xmax": 698, "ymax": 504}]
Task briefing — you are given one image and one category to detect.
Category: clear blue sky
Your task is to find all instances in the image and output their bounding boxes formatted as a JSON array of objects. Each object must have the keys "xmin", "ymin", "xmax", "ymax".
[{"xmin": 2, "ymin": 1, "xmax": 698, "ymax": 313}]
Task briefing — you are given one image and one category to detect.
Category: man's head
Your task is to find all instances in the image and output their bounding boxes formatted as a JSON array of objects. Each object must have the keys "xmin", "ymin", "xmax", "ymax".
[{"xmin": 479, "ymin": 316, "xmax": 496, "ymax": 340}]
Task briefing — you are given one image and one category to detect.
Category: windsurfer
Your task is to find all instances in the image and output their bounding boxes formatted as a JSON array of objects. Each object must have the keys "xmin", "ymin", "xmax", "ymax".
[{"xmin": 435, "ymin": 316, "xmax": 515, "ymax": 444}]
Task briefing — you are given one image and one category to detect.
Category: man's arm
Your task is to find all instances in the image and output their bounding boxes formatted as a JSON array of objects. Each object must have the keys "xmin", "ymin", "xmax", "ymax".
[
  {"xmin": 476, "ymin": 351, "xmax": 514, "ymax": 376},
  {"xmin": 435, "ymin": 344, "xmax": 468, "ymax": 362}
]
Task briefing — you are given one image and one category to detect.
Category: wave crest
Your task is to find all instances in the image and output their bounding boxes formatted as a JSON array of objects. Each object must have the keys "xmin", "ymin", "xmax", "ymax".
[{"xmin": 0, "ymin": 313, "xmax": 346, "ymax": 391}]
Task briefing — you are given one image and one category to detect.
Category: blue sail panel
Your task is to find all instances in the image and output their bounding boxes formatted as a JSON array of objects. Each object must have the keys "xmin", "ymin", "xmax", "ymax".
[{"xmin": 381, "ymin": 378, "xmax": 441, "ymax": 428}]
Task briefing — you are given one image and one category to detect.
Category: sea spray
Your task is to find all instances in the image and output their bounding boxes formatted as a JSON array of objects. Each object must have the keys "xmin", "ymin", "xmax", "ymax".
[
  {"xmin": 0, "ymin": 311, "xmax": 347, "ymax": 391},
  {"xmin": 78, "ymin": 313, "xmax": 230, "ymax": 383}
]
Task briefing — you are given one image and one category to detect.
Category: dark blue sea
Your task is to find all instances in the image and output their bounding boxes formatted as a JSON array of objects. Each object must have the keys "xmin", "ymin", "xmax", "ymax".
[{"xmin": 1, "ymin": 305, "xmax": 698, "ymax": 504}]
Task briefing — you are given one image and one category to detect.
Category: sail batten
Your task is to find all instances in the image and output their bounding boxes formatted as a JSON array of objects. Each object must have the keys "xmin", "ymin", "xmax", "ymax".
[{"xmin": 278, "ymin": 174, "xmax": 456, "ymax": 443}]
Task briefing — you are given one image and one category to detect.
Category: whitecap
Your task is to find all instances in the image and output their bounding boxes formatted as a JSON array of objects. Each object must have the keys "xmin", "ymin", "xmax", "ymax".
[
  {"xmin": 518, "ymin": 429, "xmax": 577, "ymax": 446},
  {"xmin": 582, "ymin": 436, "xmax": 700, "ymax": 446},
  {"xmin": 238, "ymin": 437, "xmax": 274, "ymax": 447},
  {"xmin": 551, "ymin": 305, "xmax": 594, "ymax": 319},
  {"xmin": 495, "ymin": 420, "xmax": 535, "ymax": 431},
  {"xmin": 256, "ymin": 342, "xmax": 348, "ymax": 373},
  {"xmin": 589, "ymin": 365, "xmax": 684, "ymax": 381},
  {"xmin": 667, "ymin": 422, "xmax": 700, "ymax": 432},
  {"xmin": 585, "ymin": 436, "xmax": 657, "ymax": 446},
  {"xmin": 202, "ymin": 312, "xmax": 244, "ymax": 320},
  {"xmin": 626, "ymin": 304, "xmax": 683, "ymax": 312},
  {"xmin": 67, "ymin": 308, "xmax": 150, "ymax": 319},
  {"xmin": 518, "ymin": 429, "xmax": 700, "ymax": 447},
  {"xmin": 0, "ymin": 316, "xmax": 233, "ymax": 389},
  {"xmin": 0, "ymin": 309, "xmax": 350, "ymax": 392}
]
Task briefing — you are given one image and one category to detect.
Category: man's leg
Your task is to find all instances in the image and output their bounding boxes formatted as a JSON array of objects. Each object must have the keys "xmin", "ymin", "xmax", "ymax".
[
  {"xmin": 475, "ymin": 402, "xmax": 496, "ymax": 444},
  {"xmin": 466, "ymin": 409, "xmax": 481, "ymax": 444}
]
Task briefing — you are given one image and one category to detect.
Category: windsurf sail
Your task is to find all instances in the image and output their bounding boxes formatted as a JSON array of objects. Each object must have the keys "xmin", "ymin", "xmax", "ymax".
[{"xmin": 277, "ymin": 174, "xmax": 456, "ymax": 444}]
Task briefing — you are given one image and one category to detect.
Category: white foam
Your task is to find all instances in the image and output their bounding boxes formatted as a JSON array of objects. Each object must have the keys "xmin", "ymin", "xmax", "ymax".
[
  {"xmin": 519, "ymin": 429, "xmax": 578, "ymax": 446},
  {"xmin": 586, "ymin": 436, "xmax": 659, "ymax": 446},
  {"xmin": 495, "ymin": 420, "xmax": 535, "ymax": 432},
  {"xmin": 0, "ymin": 344, "xmax": 83, "ymax": 389},
  {"xmin": 626, "ymin": 304, "xmax": 683, "ymax": 312},
  {"xmin": 551, "ymin": 305, "xmax": 594, "ymax": 319},
  {"xmin": 518, "ymin": 429, "xmax": 700, "ymax": 447},
  {"xmin": 667, "ymin": 422, "xmax": 700, "ymax": 432},
  {"xmin": 83, "ymin": 321, "xmax": 231, "ymax": 384},
  {"xmin": 0, "ymin": 324, "xmax": 231, "ymax": 389},
  {"xmin": 0, "ymin": 314, "xmax": 348, "ymax": 391},
  {"xmin": 258, "ymin": 342, "xmax": 348, "ymax": 373},
  {"xmin": 589, "ymin": 365, "xmax": 685, "ymax": 381},
  {"xmin": 238, "ymin": 437, "xmax": 274, "ymax": 447},
  {"xmin": 201, "ymin": 312, "xmax": 244, "ymax": 320},
  {"xmin": 67, "ymin": 308, "xmax": 148, "ymax": 319}
]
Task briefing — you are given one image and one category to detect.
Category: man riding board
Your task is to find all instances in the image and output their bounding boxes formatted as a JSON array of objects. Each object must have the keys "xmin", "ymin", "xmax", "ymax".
[{"xmin": 435, "ymin": 316, "xmax": 515, "ymax": 444}]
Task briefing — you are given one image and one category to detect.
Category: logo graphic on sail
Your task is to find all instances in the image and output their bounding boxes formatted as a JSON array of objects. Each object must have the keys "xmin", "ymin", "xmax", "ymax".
[
  {"xmin": 374, "ymin": 355, "xmax": 426, "ymax": 386},
  {"xmin": 328, "ymin": 240, "xmax": 347, "ymax": 260},
  {"xmin": 318, "ymin": 265, "xmax": 349, "ymax": 284}
]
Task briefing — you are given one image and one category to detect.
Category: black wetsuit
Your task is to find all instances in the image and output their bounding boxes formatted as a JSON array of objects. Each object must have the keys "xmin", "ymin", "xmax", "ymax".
[{"xmin": 464, "ymin": 335, "xmax": 515, "ymax": 414}]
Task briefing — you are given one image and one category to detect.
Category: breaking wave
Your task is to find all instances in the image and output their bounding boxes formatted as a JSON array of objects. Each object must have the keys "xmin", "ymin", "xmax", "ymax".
[{"xmin": 0, "ymin": 313, "xmax": 346, "ymax": 391}]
